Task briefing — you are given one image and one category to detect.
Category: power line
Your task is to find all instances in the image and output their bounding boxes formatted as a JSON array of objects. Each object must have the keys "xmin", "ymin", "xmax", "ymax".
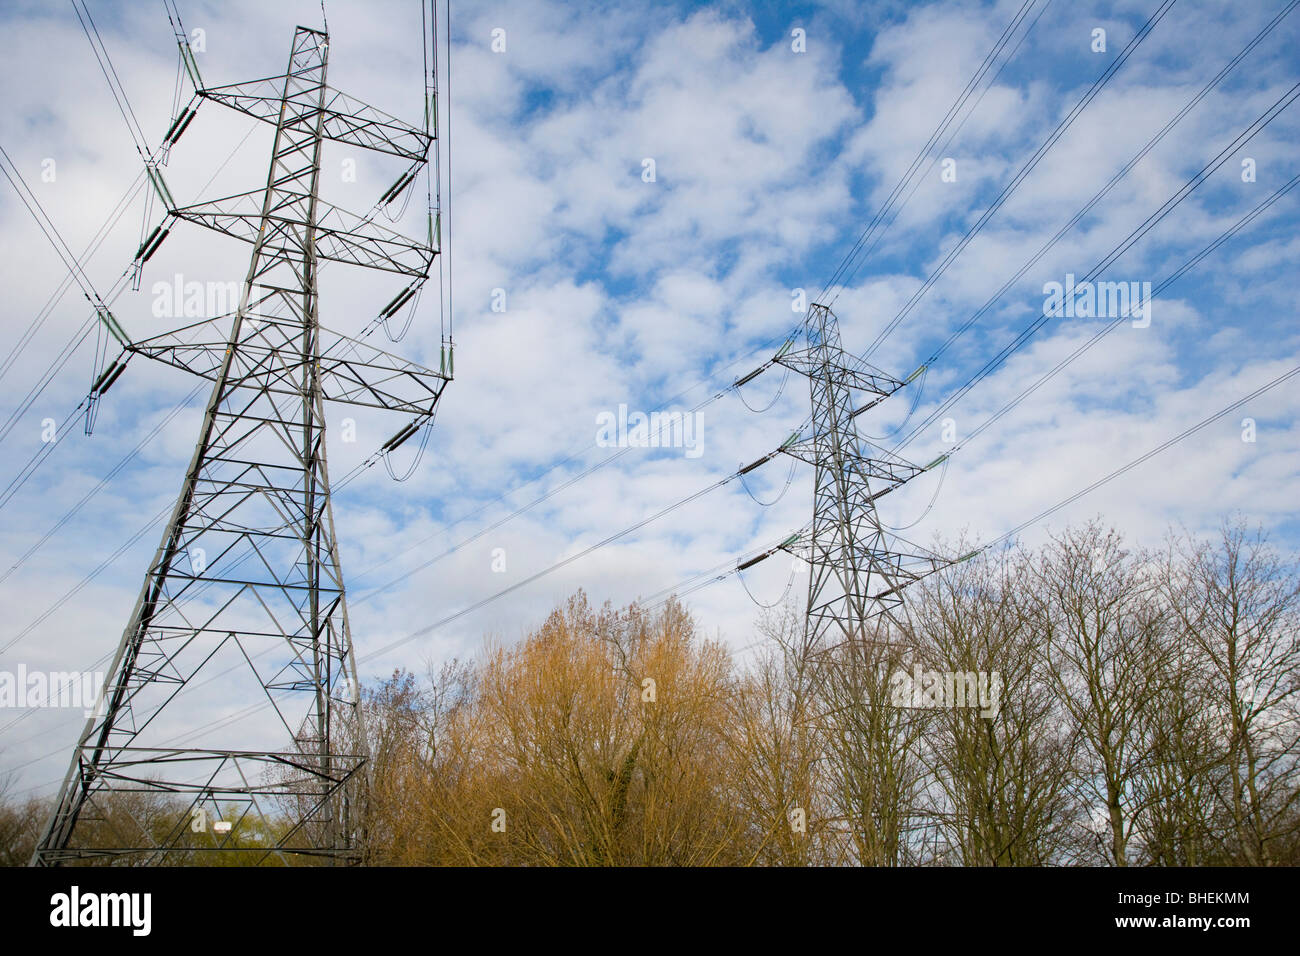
[
  {"xmin": 984, "ymin": 364, "xmax": 1300, "ymax": 552},
  {"xmin": 892, "ymin": 77, "xmax": 1300, "ymax": 454},
  {"xmin": 818, "ymin": 0, "xmax": 1049, "ymax": 301},
  {"xmin": 858, "ymin": 0, "xmax": 1178, "ymax": 351},
  {"xmin": 70, "ymin": 0, "xmax": 151, "ymax": 158}
]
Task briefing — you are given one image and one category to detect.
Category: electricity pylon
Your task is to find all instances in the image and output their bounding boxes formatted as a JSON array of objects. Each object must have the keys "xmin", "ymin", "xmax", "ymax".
[
  {"xmin": 776, "ymin": 303, "xmax": 943, "ymax": 656},
  {"xmin": 33, "ymin": 25, "xmax": 448, "ymax": 865}
]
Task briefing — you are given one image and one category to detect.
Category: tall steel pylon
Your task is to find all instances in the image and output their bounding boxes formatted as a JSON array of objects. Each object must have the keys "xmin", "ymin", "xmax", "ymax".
[
  {"xmin": 777, "ymin": 303, "xmax": 942, "ymax": 656},
  {"xmin": 33, "ymin": 25, "xmax": 449, "ymax": 865}
]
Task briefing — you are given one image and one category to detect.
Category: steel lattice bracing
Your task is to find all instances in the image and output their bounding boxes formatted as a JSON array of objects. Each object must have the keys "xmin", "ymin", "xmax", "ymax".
[
  {"xmin": 777, "ymin": 304, "xmax": 941, "ymax": 656},
  {"xmin": 33, "ymin": 26, "xmax": 447, "ymax": 865}
]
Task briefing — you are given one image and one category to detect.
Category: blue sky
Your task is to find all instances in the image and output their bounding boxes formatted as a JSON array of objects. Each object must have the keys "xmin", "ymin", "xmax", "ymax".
[{"xmin": 0, "ymin": 0, "xmax": 1297, "ymax": 796}]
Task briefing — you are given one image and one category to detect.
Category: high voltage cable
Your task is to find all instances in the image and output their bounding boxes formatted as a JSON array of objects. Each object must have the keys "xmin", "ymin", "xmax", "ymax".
[
  {"xmin": 892, "ymin": 78, "xmax": 1300, "ymax": 454},
  {"xmin": 0, "ymin": 147, "xmax": 110, "ymax": 308},
  {"xmin": 0, "ymin": 381, "xmax": 207, "ymax": 584},
  {"xmin": 347, "ymin": 383, "xmax": 733, "ymax": 596},
  {"xmin": 816, "ymin": 0, "xmax": 1041, "ymax": 295},
  {"xmin": 0, "ymin": 172, "xmax": 146, "ymax": 387},
  {"xmin": 951, "ymin": 173, "xmax": 1300, "ymax": 457},
  {"xmin": 827, "ymin": 0, "xmax": 1057, "ymax": 303},
  {"xmin": 982, "ymin": 364, "xmax": 1300, "ymax": 553},
  {"xmin": 0, "ymin": 402, "xmax": 91, "ymax": 512},
  {"xmin": 911, "ymin": 0, "xmax": 1298, "ymax": 381},
  {"xmin": 858, "ymin": 0, "xmax": 1179, "ymax": 353},
  {"xmin": 818, "ymin": 0, "xmax": 1047, "ymax": 300},
  {"xmin": 70, "ymin": 0, "xmax": 151, "ymax": 158}
]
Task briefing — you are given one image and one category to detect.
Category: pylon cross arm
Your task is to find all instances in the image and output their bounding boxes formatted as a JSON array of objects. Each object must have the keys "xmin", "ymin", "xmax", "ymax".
[
  {"xmin": 779, "ymin": 438, "xmax": 923, "ymax": 486},
  {"xmin": 200, "ymin": 79, "xmax": 432, "ymax": 161},
  {"xmin": 775, "ymin": 348, "xmax": 904, "ymax": 397},
  {"xmin": 129, "ymin": 315, "xmax": 449, "ymax": 414},
  {"xmin": 170, "ymin": 192, "xmax": 434, "ymax": 277}
]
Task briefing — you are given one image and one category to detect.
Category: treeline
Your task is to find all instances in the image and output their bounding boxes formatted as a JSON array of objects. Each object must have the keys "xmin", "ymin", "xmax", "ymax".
[
  {"xmin": 357, "ymin": 519, "xmax": 1300, "ymax": 865},
  {"xmin": 2, "ymin": 518, "xmax": 1297, "ymax": 866}
]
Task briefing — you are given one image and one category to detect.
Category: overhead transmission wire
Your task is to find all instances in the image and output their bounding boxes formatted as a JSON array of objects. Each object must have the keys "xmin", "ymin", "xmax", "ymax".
[
  {"xmin": 6, "ymin": 564, "xmax": 783, "ymax": 787},
  {"xmin": 981, "ymin": 364, "xmax": 1300, "ymax": 553},
  {"xmin": 716, "ymin": 0, "xmax": 1064, "ymax": 449},
  {"xmin": 3, "ymin": 478, "xmax": 801, "ymax": 781},
  {"xmin": 816, "ymin": 7, "xmax": 1297, "ymax": 539},
  {"xmin": 890, "ymin": 77, "xmax": 1300, "ymax": 456},
  {"xmin": 824, "ymin": 0, "xmax": 1057, "ymax": 305},
  {"xmin": 0, "ymin": 171, "xmax": 145, "ymax": 387},
  {"xmin": 728, "ymin": 0, "xmax": 1102, "ymax": 436},
  {"xmin": 441, "ymin": 0, "xmax": 454, "ymax": 357},
  {"xmin": 0, "ymin": 147, "xmax": 112, "ymax": 308},
  {"xmin": 817, "ymin": 0, "xmax": 1046, "ymax": 299},
  {"xmin": 949, "ymin": 172, "xmax": 1300, "ymax": 459},
  {"xmin": 0, "ymin": 58, "xmax": 228, "ymax": 404},
  {"xmin": 69, "ymin": 0, "xmax": 151, "ymax": 159},
  {"xmin": 857, "ymin": 0, "xmax": 1178, "ymax": 354},
  {"xmin": 905, "ymin": 0, "xmax": 1299, "ymax": 389},
  {"xmin": 5, "ymin": 390, "xmax": 823, "ymax": 751},
  {"xmin": 348, "ymin": 382, "xmax": 737, "ymax": 596},
  {"xmin": 0, "ymin": 125, "xmax": 204, "ymax": 454}
]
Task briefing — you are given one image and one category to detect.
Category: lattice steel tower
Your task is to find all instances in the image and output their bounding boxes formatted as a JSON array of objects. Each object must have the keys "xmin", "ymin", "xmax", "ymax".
[
  {"xmin": 776, "ymin": 303, "xmax": 941, "ymax": 656},
  {"xmin": 33, "ymin": 25, "xmax": 448, "ymax": 864}
]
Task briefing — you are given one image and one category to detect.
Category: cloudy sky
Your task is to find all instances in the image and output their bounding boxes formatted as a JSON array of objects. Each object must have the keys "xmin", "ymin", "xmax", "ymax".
[{"xmin": 0, "ymin": 0, "xmax": 1297, "ymax": 798}]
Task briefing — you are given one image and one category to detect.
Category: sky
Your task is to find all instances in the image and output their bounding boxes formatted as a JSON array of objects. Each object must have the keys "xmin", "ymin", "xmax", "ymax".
[{"xmin": 0, "ymin": 0, "xmax": 1297, "ymax": 799}]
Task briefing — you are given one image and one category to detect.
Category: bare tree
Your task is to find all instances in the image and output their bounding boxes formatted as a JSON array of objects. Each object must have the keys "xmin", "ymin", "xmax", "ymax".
[
  {"xmin": 1166, "ymin": 519, "xmax": 1300, "ymax": 864},
  {"xmin": 908, "ymin": 546, "xmax": 1079, "ymax": 865},
  {"xmin": 1029, "ymin": 522, "xmax": 1173, "ymax": 866}
]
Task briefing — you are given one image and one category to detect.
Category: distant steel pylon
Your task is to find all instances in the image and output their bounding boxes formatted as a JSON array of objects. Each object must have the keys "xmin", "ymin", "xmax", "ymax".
[
  {"xmin": 33, "ymin": 25, "xmax": 448, "ymax": 865},
  {"xmin": 777, "ymin": 303, "xmax": 943, "ymax": 657}
]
